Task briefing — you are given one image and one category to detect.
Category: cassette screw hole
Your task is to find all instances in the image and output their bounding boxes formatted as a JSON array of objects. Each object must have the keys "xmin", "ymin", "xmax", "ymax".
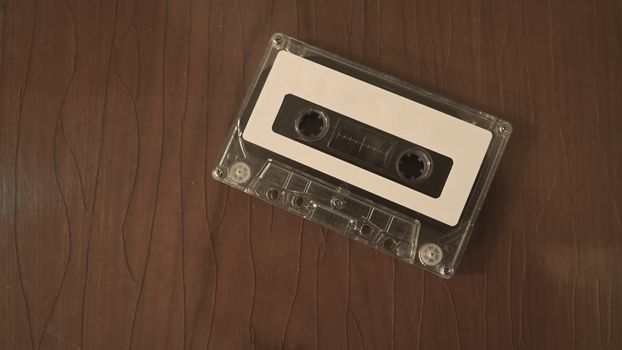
[
  {"xmin": 292, "ymin": 196, "xmax": 305, "ymax": 207},
  {"xmin": 267, "ymin": 189, "xmax": 279, "ymax": 200},
  {"xmin": 295, "ymin": 109, "xmax": 329, "ymax": 141},
  {"xmin": 439, "ymin": 266, "xmax": 455, "ymax": 277},
  {"xmin": 360, "ymin": 224, "xmax": 372, "ymax": 236},
  {"xmin": 498, "ymin": 123, "xmax": 511, "ymax": 135},
  {"xmin": 397, "ymin": 149, "xmax": 431, "ymax": 183},
  {"xmin": 384, "ymin": 239, "xmax": 396, "ymax": 251},
  {"xmin": 212, "ymin": 168, "xmax": 224, "ymax": 179},
  {"xmin": 272, "ymin": 35, "xmax": 283, "ymax": 46},
  {"xmin": 330, "ymin": 197, "xmax": 345, "ymax": 210}
]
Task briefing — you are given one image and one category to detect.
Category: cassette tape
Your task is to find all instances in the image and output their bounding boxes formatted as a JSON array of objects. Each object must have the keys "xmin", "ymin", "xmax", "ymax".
[{"xmin": 212, "ymin": 34, "xmax": 512, "ymax": 278}]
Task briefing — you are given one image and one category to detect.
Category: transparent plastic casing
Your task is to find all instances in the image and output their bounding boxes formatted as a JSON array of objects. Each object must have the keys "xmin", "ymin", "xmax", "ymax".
[{"xmin": 212, "ymin": 33, "xmax": 512, "ymax": 278}]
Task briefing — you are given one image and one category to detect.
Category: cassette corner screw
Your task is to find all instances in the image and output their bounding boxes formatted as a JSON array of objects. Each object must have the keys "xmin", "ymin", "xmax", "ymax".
[
  {"xmin": 212, "ymin": 167, "xmax": 225, "ymax": 179},
  {"xmin": 498, "ymin": 123, "xmax": 511, "ymax": 135},
  {"xmin": 439, "ymin": 265, "xmax": 455, "ymax": 277},
  {"xmin": 272, "ymin": 35, "xmax": 283, "ymax": 47}
]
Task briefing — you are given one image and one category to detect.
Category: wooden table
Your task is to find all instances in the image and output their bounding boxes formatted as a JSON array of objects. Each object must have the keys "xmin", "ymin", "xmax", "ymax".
[{"xmin": 1, "ymin": 0, "xmax": 621, "ymax": 349}]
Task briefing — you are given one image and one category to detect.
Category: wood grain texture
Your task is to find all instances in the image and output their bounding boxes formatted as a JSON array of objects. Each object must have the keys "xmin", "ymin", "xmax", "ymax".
[{"xmin": 1, "ymin": 0, "xmax": 621, "ymax": 349}]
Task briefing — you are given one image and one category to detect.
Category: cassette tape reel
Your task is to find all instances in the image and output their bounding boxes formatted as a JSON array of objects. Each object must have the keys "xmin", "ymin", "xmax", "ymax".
[{"xmin": 212, "ymin": 34, "xmax": 512, "ymax": 278}]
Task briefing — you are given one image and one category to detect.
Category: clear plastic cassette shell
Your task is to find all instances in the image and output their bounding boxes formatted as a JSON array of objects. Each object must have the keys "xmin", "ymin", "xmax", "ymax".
[{"xmin": 212, "ymin": 33, "xmax": 512, "ymax": 278}]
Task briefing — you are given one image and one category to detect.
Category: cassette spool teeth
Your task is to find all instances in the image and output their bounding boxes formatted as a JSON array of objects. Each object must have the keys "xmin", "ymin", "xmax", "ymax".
[{"xmin": 397, "ymin": 149, "xmax": 431, "ymax": 182}]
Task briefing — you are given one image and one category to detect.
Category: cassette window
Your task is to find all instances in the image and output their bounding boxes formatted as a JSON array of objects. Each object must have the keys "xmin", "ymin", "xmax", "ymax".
[{"xmin": 272, "ymin": 94, "xmax": 453, "ymax": 198}]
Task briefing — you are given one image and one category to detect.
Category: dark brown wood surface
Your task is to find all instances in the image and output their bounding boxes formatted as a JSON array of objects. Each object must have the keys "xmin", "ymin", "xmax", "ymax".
[{"xmin": 1, "ymin": 0, "xmax": 621, "ymax": 349}]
